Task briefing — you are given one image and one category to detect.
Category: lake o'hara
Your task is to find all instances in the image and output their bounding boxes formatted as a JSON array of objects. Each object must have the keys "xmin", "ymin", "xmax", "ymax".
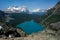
[{"xmin": 16, "ymin": 20, "xmax": 44, "ymax": 34}]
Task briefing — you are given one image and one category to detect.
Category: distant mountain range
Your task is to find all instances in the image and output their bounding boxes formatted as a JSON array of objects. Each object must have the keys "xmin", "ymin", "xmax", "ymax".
[
  {"xmin": 4, "ymin": 6, "xmax": 46, "ymax": 15},
  {"xmin": 0, "ymin": 3, "xmax": 50, "ymax": 27},
  {"xmin": 0, "ymin": 6, "xmax": 46, "ymax": 27}
]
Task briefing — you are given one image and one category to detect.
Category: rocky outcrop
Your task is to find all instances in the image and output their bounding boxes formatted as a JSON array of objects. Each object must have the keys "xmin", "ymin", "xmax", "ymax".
[
  {"xmin": 0, "ymin": 29, "xmax": 59, "ymax": 40},
  {"xmin": 49, "ymin": 22, "xmax": 60, "ymax": 31},
  {"xmin": 0, "ymin": 22, "xmax": 26, "ymax": 38}
]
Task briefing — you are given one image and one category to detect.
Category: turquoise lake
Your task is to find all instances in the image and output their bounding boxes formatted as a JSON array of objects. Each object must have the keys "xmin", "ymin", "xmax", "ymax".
[{"xmin": 16, "ymin": 20, "xmax": 44, "ymax": 34}]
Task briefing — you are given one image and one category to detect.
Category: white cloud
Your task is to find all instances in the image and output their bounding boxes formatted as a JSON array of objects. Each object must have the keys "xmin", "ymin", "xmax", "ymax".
[
  {"xmin": 31, "ymin": 8, "xmax": 45, "ymax": 12},
  {"xmin": 31, "ymin": 8, "xmax": 41, "ymax": 12}
]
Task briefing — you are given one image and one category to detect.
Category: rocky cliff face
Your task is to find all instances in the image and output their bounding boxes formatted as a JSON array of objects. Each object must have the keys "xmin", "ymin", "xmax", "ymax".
[
  {"xmin": 40, "ymin": 1, "xmax": 60, "ymax": 31},
  {"xmin": 46, "ymin": 1, "xmax": 60, "ymax": 15},
  {"xmin": 44, "ymin": 1, "xmax": 60, "ymax": 31}
]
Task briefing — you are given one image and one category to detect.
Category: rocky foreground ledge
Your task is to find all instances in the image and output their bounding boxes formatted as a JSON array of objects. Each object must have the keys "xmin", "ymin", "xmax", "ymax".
[
  {"xmin": 0, "ymin": 29, "xmax": 60, "ymax": 40},
  {"xmin": 0, "ymin": 22, "xmax": 60, "ymax": 40}
]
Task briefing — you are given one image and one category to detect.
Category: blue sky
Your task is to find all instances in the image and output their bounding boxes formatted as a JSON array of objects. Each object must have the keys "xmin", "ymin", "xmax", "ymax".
[{"xmin": 0, "ymin": 0, "xmax": 59, "ymax": 10}]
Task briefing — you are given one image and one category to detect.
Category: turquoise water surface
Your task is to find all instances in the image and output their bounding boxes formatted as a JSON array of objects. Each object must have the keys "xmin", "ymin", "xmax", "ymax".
[{"xmin": 16, "ymin": 20, "xmax": 44, "ymax": 34}]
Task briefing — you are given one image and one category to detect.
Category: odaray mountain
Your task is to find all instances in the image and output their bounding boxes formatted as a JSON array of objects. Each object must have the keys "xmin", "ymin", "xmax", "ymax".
[{"xmin": 4, "ymin": 6, "xmax": 46, "ymax": 15}]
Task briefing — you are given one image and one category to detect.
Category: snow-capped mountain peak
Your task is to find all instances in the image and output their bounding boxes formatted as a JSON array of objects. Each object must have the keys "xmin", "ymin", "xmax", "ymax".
[
  {"xmin": 20, "ymin": 6, "xmax": 29, "ymax": 12},
  {"xmin": 5, "ymin": 6, "xmax": 29, "ymax": 13}
]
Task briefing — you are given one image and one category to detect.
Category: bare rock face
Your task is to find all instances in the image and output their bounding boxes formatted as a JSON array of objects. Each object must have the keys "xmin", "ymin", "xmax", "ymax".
[{"xmin": 49, "ymin": 22, "xmax": 60, "ymax": 31}]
